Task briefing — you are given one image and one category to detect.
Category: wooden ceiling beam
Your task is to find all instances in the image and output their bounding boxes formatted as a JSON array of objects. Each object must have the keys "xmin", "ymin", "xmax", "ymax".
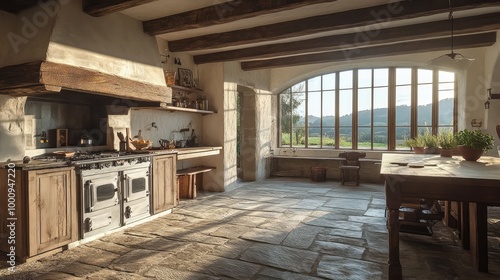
[
  {"xmin": 169, "ymin": 0, "xmax": 500, "ymax": 52},
  {"xmin": 240, "ymin": 32, "xmax": 497, "ymax": 71},
  {"xmin": 83, "ymin": 0, "xmax": 155, "ymax": 17},
  {"xmin": 194, "ymin": 13, "xmax": 500, "ymax": 64},
  {"xmin": 143, "ymin": 0, "xmax": 338, "ymax": 36}
]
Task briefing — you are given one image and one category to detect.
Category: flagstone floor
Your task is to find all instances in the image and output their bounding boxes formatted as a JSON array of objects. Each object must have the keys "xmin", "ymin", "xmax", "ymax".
[{"xmin": 1, "ymin": 178, "xmax": 500, "ymax": 279}]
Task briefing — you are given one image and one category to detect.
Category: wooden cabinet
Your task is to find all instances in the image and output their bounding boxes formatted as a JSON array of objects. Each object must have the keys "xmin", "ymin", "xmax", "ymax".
[
  {"xmin": 151, "ymin": 154, "xmax": 177, "ymax": 214},
  {"xmin": 0, "ymin": 167, "xmax": 77, "ymax": 262}
]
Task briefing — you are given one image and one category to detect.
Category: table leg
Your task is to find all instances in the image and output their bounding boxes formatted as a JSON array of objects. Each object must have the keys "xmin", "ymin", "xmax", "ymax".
[
  {"xmin": 469, "ymin": 202, "xmax": 488, "ymax": 272},
  {"xmin": 385, "ymin": 180, "xmax": 402, "ymax": 280},
  {"xmin": 461, "ymin": 202, "xmax": 470, "ymax": 250}
]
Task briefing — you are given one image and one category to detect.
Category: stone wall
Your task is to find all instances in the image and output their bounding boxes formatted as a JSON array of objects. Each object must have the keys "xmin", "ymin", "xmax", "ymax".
[{"xmin": 0, "ymin": 96, "xmax": 27, "ymax": 162}]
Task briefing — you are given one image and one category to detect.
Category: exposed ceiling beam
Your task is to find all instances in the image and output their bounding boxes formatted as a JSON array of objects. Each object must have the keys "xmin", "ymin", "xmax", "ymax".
[
  {"xmin": 169, "ymin": 0, "xmax": 500, "ymax": 52},
  {"xmin": 194, "ymin": 12, "xmax": 500, "ymax": 64},
  {"xmin": 83, "ymin": 0, "xmax": 155, "ymax": 17},
  {"xmin": 0, "ymin": 0, "xmax": 38, "ymax": 13},
  {"xmin": 240, "ymin": 32, "xmax": 497, "ymax": 71},
  {"xmin": 144, "ymin": 0, "xmax": 338, "ymax": 36}
]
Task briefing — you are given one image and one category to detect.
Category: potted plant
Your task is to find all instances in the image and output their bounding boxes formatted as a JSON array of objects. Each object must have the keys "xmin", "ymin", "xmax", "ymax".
[
  {"xmin": 403, "ymin": 135, "xmax": 425, "ymax": 154},
  {"xmin": 422, "ymin": 130, "xmax": 439, "ymax": 154},
  {"xmin": 454, "ymin": 129, "xmax": 494, "ymax": 161},
  {"xmin": 437, "ymin": 129, "xmax": 455, "ymax": 157}
]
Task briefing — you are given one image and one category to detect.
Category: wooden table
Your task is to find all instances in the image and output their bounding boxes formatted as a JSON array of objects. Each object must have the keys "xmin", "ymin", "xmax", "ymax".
[{"xmin": 380, "ymin": 154, "xmax": 500, "ymax": 280}]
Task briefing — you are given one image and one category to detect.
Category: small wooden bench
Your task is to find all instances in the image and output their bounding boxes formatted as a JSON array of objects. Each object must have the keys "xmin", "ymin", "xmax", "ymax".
[{"xmin": 176, "ymin": 166, "xmax": 215, "ymax": 199}]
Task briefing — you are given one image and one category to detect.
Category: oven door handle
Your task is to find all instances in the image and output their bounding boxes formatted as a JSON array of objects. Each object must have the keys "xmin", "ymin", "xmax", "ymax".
[
  {"xmin": 124, "ymin": 174, "xmax": 130, "ymax": 202},
  {"xmin": 87, "ymin": 181, "xmax": 95, "ymax": 212}
]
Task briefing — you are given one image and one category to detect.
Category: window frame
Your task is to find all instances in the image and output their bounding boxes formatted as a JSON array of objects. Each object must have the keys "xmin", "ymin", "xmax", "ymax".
[{"xmin": 278, "ymin": 67, "xmax": 457, "ymax": 150}]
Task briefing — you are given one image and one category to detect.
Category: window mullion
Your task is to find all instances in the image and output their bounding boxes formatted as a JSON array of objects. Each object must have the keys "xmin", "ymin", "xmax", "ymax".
[
  {"xmin": 411, "ymin": 67, "xmax": 418, "ymax": 138},
  {"xmin": 353, "ymin": 70, "xmax": 358, "ymax": 150},
  {"xmin": 371, "ymin": 70, "xmax": 374, "ymax": 150},
  {"xmin": 305, "ymin": 81, "xmax": 309, "ymax": 148},
  {"xmin": 335, "ymin": 74, "xmax": 340, "ymax": 149},
  {"xmin": 432, "ymin": 70, "xmax": 439, "ymax": 134},
  {"xmin": 388, "ymin": 67, "xmax": 396, "ymax": 150}
]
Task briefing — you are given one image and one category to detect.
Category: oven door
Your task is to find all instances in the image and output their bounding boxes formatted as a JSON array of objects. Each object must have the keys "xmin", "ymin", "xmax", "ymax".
[
  {"xmin": 123, "ymin": 167, "xmax": 150, "ymax": 202},
  {"xmin": 83, "ymin": 172, "xmax": 119, "ymax": 213}
]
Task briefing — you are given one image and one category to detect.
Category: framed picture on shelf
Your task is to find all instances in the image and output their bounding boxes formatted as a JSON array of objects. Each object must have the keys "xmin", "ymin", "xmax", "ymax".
[{"xmin": 178, "ymin": 68, "xmax": 193, "ymax": 87}]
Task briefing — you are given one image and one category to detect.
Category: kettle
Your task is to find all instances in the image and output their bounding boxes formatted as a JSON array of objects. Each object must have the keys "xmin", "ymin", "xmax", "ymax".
[{"xmin": 159, "ymin": 139, "xmax": 170, "ymax": 149}]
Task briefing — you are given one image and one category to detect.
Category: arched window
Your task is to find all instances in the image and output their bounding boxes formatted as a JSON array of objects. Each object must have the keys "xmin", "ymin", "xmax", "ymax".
[{"xmin": 279, "ymin": 67, "xmax": 456, "ymax": 150}]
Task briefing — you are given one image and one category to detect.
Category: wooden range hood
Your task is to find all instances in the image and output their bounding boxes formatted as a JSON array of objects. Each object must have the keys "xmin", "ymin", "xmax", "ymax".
[{"xmin": 0, "ymin": 61, "xmax": 172, "ymax": 104}]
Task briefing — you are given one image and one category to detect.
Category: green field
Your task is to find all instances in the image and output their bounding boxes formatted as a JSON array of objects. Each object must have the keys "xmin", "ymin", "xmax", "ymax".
[{"xmin": 281, "ymin": 133, "xmax": 389, "ymax": 149}]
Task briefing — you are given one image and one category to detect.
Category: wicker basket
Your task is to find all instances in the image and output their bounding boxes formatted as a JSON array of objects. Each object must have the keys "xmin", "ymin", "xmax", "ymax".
[{"xmin": 310, "ymin": 166, "xmax": 327, "ymax": 182}]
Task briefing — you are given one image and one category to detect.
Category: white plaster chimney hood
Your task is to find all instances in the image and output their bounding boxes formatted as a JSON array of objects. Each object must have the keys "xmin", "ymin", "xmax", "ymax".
[{"xmin": 0, "ymin": 0, "xmax": 171, "ymax": 104}]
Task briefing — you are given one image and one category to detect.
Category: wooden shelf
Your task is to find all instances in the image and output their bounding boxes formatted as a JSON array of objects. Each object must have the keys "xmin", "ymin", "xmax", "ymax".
[
  {"xmin": 131, "ymin": 105, "xmax": 216, "ymax": 115},
  {"xmin": 168, "ymin": 85, "xmax": 204, "ymax": 95}
]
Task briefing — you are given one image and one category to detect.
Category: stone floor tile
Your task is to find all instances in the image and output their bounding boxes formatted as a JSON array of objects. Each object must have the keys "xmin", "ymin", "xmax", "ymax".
[
  {"xmin": 227, "ymin": 215, "xmax": 269, "ymax": 227},
  {"xmin": 317, "ymin": 255, "xmax": 385, "ymax": 279},
  {"xmin": 349, "ymin": 215, "xmax": 387, "ymax": 225},
  {"xmin": 303, "ymin": 217, "xmax": 364, "ymax": 231},
  {"xmin": 256, "ymin": 267, "xmax": 323, "ymax": 280},
  {"xmin": 142, "ymin": 266, "xmax": 223, "ymax": 280},
  {"xmin": 291, "ymin": 198, "xmax": 327, "ymax": 210},
  {"xmin": 258, "ymin": 219, "xmax": 301, "ymax": 232},
  {"xmin": 100, "ymin": 232, "xmax": 154, "ymax": 248},
  {"xmin": 209, "ymin": 239, "xmax": 254, "ymax": 259},
  {"xmin": 282, "ymin": 225, "xmax": 325, "ymax": 249},
  {"xmin": 240, "ymin": 243, "xmax": 319, "ymax": 274},
  {"xmin": 137, "ymin": 238, "xmax": 191, "ymax": 253},
  {"xmin": 33, "ymin": 272, "xmax": 80, "ymax": 279},
  {"xmin": 86, "ymin": 269, "xmax": 149, "ymax": 279},
  {"xmin": 85, "ymin": 239, "xmax": 133, "ymax": 255},
  {"xmin": 323, "ymin": 197, "xmax": 371, "ymax": 210},
  {"xmin": 364, "ymin": 208, "xmax": 387, "ymax": 217},
  {"xmin": 56, "ymin": 261, "xmax": 102, "ymax": 277},
  {"xmin": 326, "ymin": 227, "xmax": 363, "ymax": 239},
  {"xmin": 108, "ymin": 249, "xmax": 164, "ymax": 273},
  {"xmin": 311, "ymin": 240, "xmax": 365, "ymax": 259},
  {"xmin": 192, "ymin": 255, "xmax": 261, "ymax": 279},
  {"xmin": 70, "ymin": 247, "xmax": 120, "ymax": 268},
  {"xmin": 245, "ymin": 210, "xmax": 284, "ymax": 218},
  {"xmin": 241, "ymin": 228, "xmax": 289, "ymax": 244},
  {"xmin": 209, "ymin": 224, "xmax": 251, "ymax": 239},
  {"xmin": 316, "ymin": 233, "xmax": 366, "ymax": 247}
]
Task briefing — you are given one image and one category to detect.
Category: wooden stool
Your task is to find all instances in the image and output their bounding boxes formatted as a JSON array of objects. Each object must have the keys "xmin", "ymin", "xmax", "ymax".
[
  {"xmin": 338, "ymin": 152, "xmax": 366, "ymax": 186},
  {"xmin": 176, "ymin": 166, "xmax": 215, "ymax": 199}
]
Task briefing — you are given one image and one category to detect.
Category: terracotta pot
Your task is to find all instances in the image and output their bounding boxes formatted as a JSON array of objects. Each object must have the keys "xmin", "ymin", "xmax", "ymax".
[
  {"xmin": 424, "ymin": 147, "xmax": 440, "ymax": 154},
  {"xmin": 440, "ymin": 148, "xmax": 453, "ymax": 157},
  {"xmin": 459, "ymin": 145, "xmax": 484, "ymax": 161},
  {"xmin": 413, "ymin": 147, "xmax": 424, "ymax": 154}
]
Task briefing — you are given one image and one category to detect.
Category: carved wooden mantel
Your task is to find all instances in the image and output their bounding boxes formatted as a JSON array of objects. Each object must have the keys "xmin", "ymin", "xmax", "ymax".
[{"xmin": 0, "ymin": 61, "xmax": 171, "ymax": 103}]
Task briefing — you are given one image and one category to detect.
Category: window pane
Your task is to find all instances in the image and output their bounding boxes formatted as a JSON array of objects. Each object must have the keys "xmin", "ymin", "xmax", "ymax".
[
  {"xmin": 308, "ymin": 127, "xmax": 320, "ymax": 148},
  {"xmin": 292, "ymin": 82, "xmax": 305, "ymax": 93},
  {"xmin": 292, "ymin": 127, "xmax": 305, "ymax": 147},
  {"xmin": 418, "ymin": 69, "xmax": 433, "ymax": 84},
  {"xmin": 358, "ymin": 88, "xmax": 372, "ymax": 125},
  {"xmin": 373, "ymin": 127, "xmax": 388, "ymax": 149},
  {"xmin": 439, "ymin": 82, "xmax": 454, "ymax": 91},
  {"xmin": 396, "ymin": 68, "xmax": 412, "ymax": 85},
  {"xmin": 358, "ymin": 69, "xmax": 372, "ymax": 88},
  {"xmin": 339, "ymin": 90, "xmax": 352, "ymax": 126},
  {"xmin": 395, "ymin": 127, "xmax": 411, "ymax": 150},
  {"xmin": 439, "ymin": 92, "xmax": 454, "ymax": 126},
  {"xmin": 396, "ymin": 86, "xmax": 411, "ymax": 126},
  {"xmin": 339, "ymin": 128, "xmax": 352, "ymax": 149},
  {"xmin": 308, "ymin": 76, "xmax": 321, "ymax": 92},
  {"xmin": 439, "ymin": 71, "xmax": 454, "ymax": 82},
  {"xmin": 339, "ymin": 70, "xmax": 353, "ymax": 89},
  {"xmin": 280, "ymin": 93, "xmax": 292, "ymax": 146},
  {"xmin": 374, "ymin": 87, "xmax": 388, "ymax": 125},
  {"xmin": 322, "ymin": 90, "xmax": 335, "ymax": 127},
  {"xmin": 323, "ymin": 73, "xmax": 336, "ymax": 90},
  {"xmin": 374, "ymin": 68, "xmax": 389, "ymax": 87},
  {"xmin": 417, "ymin": 84, "xmax": 432, "ymax": 126},
  {"xmin": 358, "ymin": 127, "xmax": 372, "ymax": 149},
  {"xmin": 308, "ymin": 91, "xmax": 321, "ymax": 120},
  {"xmin": 322, "ymin": 128, "xmax": 335, "ymax": 147}
]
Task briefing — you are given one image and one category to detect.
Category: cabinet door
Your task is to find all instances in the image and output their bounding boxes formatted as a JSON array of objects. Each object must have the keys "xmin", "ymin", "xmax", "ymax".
[
  {"xmin": 28, "ymin": 167, "xmax": 76, "ymax": 256},
  {"xmin": 152, "ymin": 155, "xmax": 177, "ymax": 214}
]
